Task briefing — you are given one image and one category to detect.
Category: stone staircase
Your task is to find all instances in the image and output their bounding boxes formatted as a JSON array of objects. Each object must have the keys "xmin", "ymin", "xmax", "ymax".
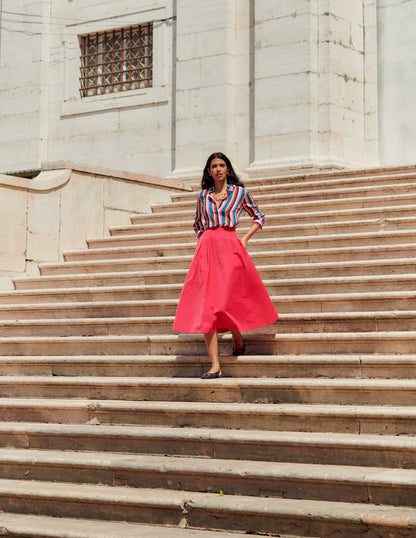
[{"xmin": 0, "ymin": 167, "xmax": 416, "ymax": 536}]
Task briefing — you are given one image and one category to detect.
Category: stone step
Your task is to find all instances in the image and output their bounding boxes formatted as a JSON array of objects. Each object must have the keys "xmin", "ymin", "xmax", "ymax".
[
  {"xmin": 135, "ymin": 193, "xmax": 416, "ymax": 225},
  {"xmin": 85, "ymin": 227, "xmax": 416, "ymax": 253},
  {"xmin": 171, "ymin": 172, "xmax": 416, "ymax": 203},
  {"xmin": 129, "ymin": 201, "xmax": 416, "ymax": 227},
  {"xmin": 0, "ymin": 375, "xmax": 416, "ymax": 405},
  {"xmin": 15, "ymin": 259, "xmax": 416, "ymax": 289},
  {"xmin": 61, "ymin": 242, "xmax": 416, "ymax": 268},
  {"xmin": 14, "ymin": 269, "xmax": 189, "ymax": 289},
  {"xmin": 9, "ymin": 273, "xmax": 416, "ymax": 303},
  {"xmin": 183, "ymin": 169, "xmax": 416, "ymax": 195},
  {"xmin": 1, "ymin": 354, "xmax": 416, "ymax": 379},
  {"xmin": 105, "ymin": 215, "xmax": 416, "ymax": 246},
  {"xmin": 3, "ymin": 311, "xmax": 416, "ymax": 337},
  {"xmin": 1, "ymin": 331, "xmax": 416, "ymax": 355},
  {"xmin": 2, "ymin": 290, "xmax": 416, "ymax": 319},
  {"xmin": 1, "ymin": 448, "xmax": 416, "ymax": 507},
  {"xmin": 0, "ymin": 479, "xmax": 414, "ymax": 536},
  {"xmin": 40, "ymin": 244, "xmax": 416, "ymax": 275},
  {"xmin": 239, "ymin": 165, "xmax": 416, "ymax": 186},
  {"xmin": 0, "ymin": 513, "xmax": 251, "ymax": 538},
  {"xmin": 152, "ymin": 183, "xmax": 416, "ymax": 214},
  {"xmin": 0, "ymin": 398, "xmax": 414, "ymax": 435},
  {"xmin": 174, "ymin": 190, "xmax": 416, "ymax": 219},
  {"xmin": 1, "ymin": 422, "xmax": 416, "ymax": 467}
]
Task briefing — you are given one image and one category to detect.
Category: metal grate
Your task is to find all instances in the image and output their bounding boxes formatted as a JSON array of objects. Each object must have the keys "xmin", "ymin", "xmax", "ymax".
[{"xmin": 79, "ymin": 23, "xmax": 153, "ymax": 97}]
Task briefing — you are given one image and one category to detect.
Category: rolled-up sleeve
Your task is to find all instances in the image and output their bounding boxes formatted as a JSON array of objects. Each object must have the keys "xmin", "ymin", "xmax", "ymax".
[
  {"xmin": 193, "ymin": 192, "xmax": 205, "ymax": 237},
  {"xmin": 243, "ymin": 190, "xmax": 265, "ymax": 228}
]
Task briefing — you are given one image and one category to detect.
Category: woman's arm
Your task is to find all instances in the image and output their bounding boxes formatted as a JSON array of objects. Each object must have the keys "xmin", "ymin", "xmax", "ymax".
[
  {"xmin": 241, "ymin": 222, "xmax": 260, "ymax": 249},
  {"xmin": 193, "ymin": 192, "xmax": 205, "ymax": 238},
  {"xmin": 241, "ymin": 189, "xmax": 264, "ymax": 248}
]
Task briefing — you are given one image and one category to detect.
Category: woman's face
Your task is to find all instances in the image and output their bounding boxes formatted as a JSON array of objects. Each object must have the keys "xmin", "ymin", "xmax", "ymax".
[{"xmin": 209, "ymin": 158, "xmax": 228, "ymax": 182}]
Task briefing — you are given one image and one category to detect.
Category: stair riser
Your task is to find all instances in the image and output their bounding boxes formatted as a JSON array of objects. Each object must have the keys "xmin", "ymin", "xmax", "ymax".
[
  {"xmin": 0, "ymin": 381, "xmax": 415, "ymax": 406},
  {"xmin": 17, "ymin": 261, "xmax": 416, "ymax": 289},
  {"xmin": 40, "ymin": 246, "xmax": 416, "ymax": 275},
  {"xmin": 0, "ymin": 492, "xmax": 411, "ymax": 537},
  {"xmin": 2, "ymin": 431, "xmax": 415, "ymax": 469},
  {"xmin": 131, "ymin": 203, "xmax": 416, "ymax": 227},
  {"xmin": 60, "ymin": 244, "xmax": 416, "ymax": 268},
  {"xmin": 1, "ymin": 335, "xmax": 416, "ymax": 355},
  {"xmin": 97, "ymin": 218, "xmax": 416, "ymax": 247},
  {"xmin": 1, "ymin": 294, "xmax": 414, "ymax": 319},
  {"xmin": 2, "ymin": 316, "xmax": 416, "ymax": 337},
  {"xmin": 171, "ymin": 177, "xmax": 416, "ymax": 203},
  {"xmin": 9, "ymin": 279, "xmax": 416, "ymax": 299},
  {"xmin": 152, "ymin": 190, "xmax": 416, "ymax": 215},
  {"xmin": 0, "ymin": 461, "xmax": 414, "ymax": 508},
  {"xmin": 0, "ymin": 495, "xmax": 182, "ymax": 530},
  {"xmin": 1, "ymin": 359, "xmax": 416, "ymax": 380},
  {"xmin": 14, "ymin": 272, "xmax": 188, "ymax": 290},
  {"xmin": 0, "ymin": 405, "xmax": 413, "ymax": 436},
  {"xmin": 82, "ymin": 232, "xmax": 416, "ymax": 256},
  {"xmin": 0, "ymin": 289, "xmax": 183, "ymax": 305},
  {"xmin": 190, "ymin": 506, "xmax": 414, "ymax": 538}
]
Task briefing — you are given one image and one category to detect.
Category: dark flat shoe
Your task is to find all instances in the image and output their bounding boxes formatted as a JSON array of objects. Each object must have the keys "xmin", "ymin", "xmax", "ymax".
[
  {"xmin": 201, "ymin": 370, "xmax": 222, "ymax": 379},
  {"xmin": 232, "ymin": 343, "xmax": 246, "ymax": 356}
]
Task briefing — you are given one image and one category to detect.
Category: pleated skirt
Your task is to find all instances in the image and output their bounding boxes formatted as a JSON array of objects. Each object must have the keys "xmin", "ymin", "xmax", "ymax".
[{"xmin": 173, "ymin": 227, "xmax": 279, "ymax": 334}]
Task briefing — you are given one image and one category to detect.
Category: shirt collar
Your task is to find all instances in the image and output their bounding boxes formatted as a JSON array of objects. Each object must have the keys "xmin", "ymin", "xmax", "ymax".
[{"xmin": 208, "ymin": 183, "xmax": 234, "ymax": 193}]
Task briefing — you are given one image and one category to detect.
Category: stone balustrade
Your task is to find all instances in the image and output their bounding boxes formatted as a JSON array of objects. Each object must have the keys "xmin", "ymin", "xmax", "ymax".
[{"xmin": 0, "ymin": 162, "xmax": 190, "ymax": 289}]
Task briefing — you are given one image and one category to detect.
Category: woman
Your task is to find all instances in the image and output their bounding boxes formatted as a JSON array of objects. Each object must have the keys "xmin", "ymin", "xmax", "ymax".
[{"xmin": 173, "ymin": 152, "xmax": 278, "ymax": 378}]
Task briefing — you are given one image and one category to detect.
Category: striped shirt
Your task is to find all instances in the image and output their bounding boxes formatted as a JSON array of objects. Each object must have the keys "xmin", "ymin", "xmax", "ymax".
[{"xmin": 193, "ymin": 184, "xmax": 265, "ymax": 237}]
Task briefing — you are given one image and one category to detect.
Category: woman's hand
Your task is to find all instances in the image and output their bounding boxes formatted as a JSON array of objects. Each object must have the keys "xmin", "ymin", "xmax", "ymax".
[{"xmin": 241, "ymin": 223, "xmax": 260, "ymax": 249}]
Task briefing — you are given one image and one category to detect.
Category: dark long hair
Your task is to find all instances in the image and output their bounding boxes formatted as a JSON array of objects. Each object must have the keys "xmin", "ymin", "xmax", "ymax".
[{"xmin": 201, "ymin": 152, "xmax": 244, "ymax": 189}]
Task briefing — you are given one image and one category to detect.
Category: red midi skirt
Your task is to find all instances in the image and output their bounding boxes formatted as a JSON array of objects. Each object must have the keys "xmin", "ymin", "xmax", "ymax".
[{"xmin": 173, "ymin": 227, "xmax": 278, "ymax": 334}]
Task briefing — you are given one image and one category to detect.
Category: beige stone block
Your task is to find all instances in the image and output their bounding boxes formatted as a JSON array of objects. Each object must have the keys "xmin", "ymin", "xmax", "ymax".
[
  {"xmin": 256, "ymin": 0, "xmax": 310, "ymax": 21},
  {"xmin": 0, "ymin": 276, "xmax": 15, "ymax": 291},
  {"xmin": 255, "ymin": 103, "xmax": 311, "ymax": 138},
  {"xmin": 365, "ymin": 83, "xmax": 378, "ymax": 114},
  {"xmin": 253, "ymin": 131, "xmax": 311, "ymax": 163},
  {"xmin": 329, "ymin": 43, "xmax": 364, "ymax": 82},
  {"xmin": 255, "ymin": 41, "xmax": 311, "ymax": 80},
  {"xmin": 28, "ymin": 190, "xmax": 60, "ymax": 237},
  {"xmin": 321, "ymin": 74, "xmax": 364, "ymax": 112},
  {"xmin": 176, "ymin": 33, "xmax": 197, "ymax": 62},
  {"xmin": 256, "ymin": 73, "xmax": 311, "ymax": 109},
  {"xmin": 177, "ymin": 86, "xmax": 227, "ymax": 120},
  {"xmin": 195, "ymin": 29, "xmax": 229, "ymax": 58},
  {"xmin": 365, "ymin": 111, "xmax": 378, "ymax": 140},
  {"xmin": 0, "ymin": 187, "xmax": 28, "ymax": 273},
  {"xmin": 177, "ymin": 0, "xmax": 228, "ymax": 34},
  {"xmin": 59, "ymin": 173, "xmax": 104, "ymax": 253},
  {"xmin": 104, "ymin": 209, "xmax": 136, "ymax": 234},
  {"xmin": 105, "ymin": 179, "xmax": 174, "ymax": 215},
  {"xmin": 177, "ymin": 58, "xmax": 202, "ymax": 90},
  {"xmin": 256, "ymin": 14, "xmax": 310, "ymax": 48},
  {"xmin": 326, "ymin": 0, "xmax": 364, "ymax": 25},
  {"xmin": 27, "ymin": 232, "xmax": 59, "ymax": 263}
]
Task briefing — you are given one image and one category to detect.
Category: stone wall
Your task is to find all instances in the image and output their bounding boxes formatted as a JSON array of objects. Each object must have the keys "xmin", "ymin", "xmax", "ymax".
[
  {"xmin": 377, "ymin": 0, "xmax": 416, "ymax": 166},
  {"xmin": 0, "ymin": 163, "xmax": 189, "ymax": 289},
  {"xmin": 0, "ymin": 1, "xmax": 414, "ymax": 179}
]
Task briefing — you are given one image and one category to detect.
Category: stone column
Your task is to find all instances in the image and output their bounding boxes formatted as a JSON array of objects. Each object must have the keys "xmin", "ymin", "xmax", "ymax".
[
  {"xmin": 169, "ymin": 0, "xmax": 241, "ymax": 179},
  {"xmin": 247, "ymin": 0, "xmax": 379, "ymax": 177}
]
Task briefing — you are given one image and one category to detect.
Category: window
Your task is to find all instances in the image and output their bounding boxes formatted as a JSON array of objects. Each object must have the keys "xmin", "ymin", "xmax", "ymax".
[{"xmin": 79, "ymin": 23, "xmax": 153, "ymax": 98}]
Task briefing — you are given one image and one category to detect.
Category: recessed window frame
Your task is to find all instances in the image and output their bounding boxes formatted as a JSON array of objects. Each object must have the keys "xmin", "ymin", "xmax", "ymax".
[
  {"xmin": 79, "ymin": 22, "xmax": 153, "ymax": 98},
  {"xmin": 60, "ymin": 3, "xmax": 170, "ymax": 118}
]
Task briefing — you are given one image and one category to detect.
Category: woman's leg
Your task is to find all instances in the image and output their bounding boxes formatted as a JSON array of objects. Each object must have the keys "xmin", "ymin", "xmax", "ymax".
[
  {"xmin": 230, "ymin": 329, "xmax": 244, "ymax": 352},
  {"xmin": 203, "ymin": 330, "xmax": 221, "ymax": 374}
]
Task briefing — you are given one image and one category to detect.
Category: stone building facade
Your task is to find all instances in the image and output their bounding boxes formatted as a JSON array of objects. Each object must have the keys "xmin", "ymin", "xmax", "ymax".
[{"xmin": 0, "ymin": 0, "xmax": 415, "ymax": 179}]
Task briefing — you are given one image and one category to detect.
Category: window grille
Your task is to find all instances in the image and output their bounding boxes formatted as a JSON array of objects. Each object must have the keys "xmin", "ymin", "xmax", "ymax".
[{"xmin": 79, "ymin": 23, "xmax": 153, "ymax": 97}]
